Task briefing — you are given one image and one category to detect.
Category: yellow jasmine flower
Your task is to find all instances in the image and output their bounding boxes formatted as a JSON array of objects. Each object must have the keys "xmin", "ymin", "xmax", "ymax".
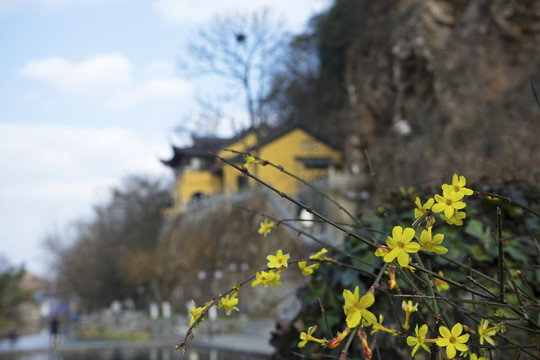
[
  {"xmin": 189, "ymin": 303, "xmax": 208, "ymax": 327},
  {"xmin": 434, "ymin": 271, "xmax": 450, "ymax": 292},
  {"xmin": 383, "ymin": 226, "xmax": 421, "ymax": 267},
  {"xmin": 342, "ymin": 286, "xmax": 377, "ymax": 328},
  {"xmin": 478, "ymin": 318, "xmax": 497, "ymax": 345},
  {"xmin": 298, "ymin": 261, "xmax": 316, "ymax": 276},
  {"xmin": 328, "ymin": 327, "xmax": 351, "ymax": 349},
  {"xmin": 375, "ymin": 246, "xmax": 391, "ymax": 258},
  {"xmin": 442, "ymin": 174, "xmax": 473, "ymax": 197},
  {"xmin": 495, "ymin": 321, "xmax": 506, "ymax": 333},
  {"xmin": 251, "ymin": 270, "xmax": 282, "ymax": 287},
  {"xmin": 407, "ymin": 324, "xmax": 431, "ymax": 356},
  {"xmin": 371, "ymin": 314, "xmax": 398, "ymax": 335},
  {"xmin": 402, "ymin": 300, "xmax": 418, "ymax": 331},
  {"xmin": 244, "ymin": 155, "xmax": 263, "ymax": 167},
  {"xmin": 358, "ymin": 326, "xmax": 372, "ymax": 359},
  {"xmin": 436, "ymin": 323, "xmax": 470, "ymax": 359},
  {"xmin": 258, "ymin": 218, "xmax": 277, "ymax": 237},
  {"xmin": 219, "ymin": 293, "xmax": 239, "ymax": 315},
  {"xmin": 388, "ymin": 263, "xmax": 398, "ymax": 290},
  {"xmin": 267, "ymin": 249, "xmax": 290, "ymax": 269},
  {"xmin": 441, "ymin": 210, "xmax": 466, "ymax": 226},
  {"xmin": 432, "ymin": 188, "xmax": 466, "ymax": 218},
  {"xmin": 298, "ymin": 325, "xmax": 327, "ymax": 348},
  {"xmin": 309, "ymin": 248, "xmax": 328, "ymax": 261},
  {"xmin": 297, "ymin": 248, "xmax": 328, "ymax": 275},
  {"xmin": 269, "ymin": 271, "xmax": 283, "ymax": 287},
  {"xmin": 418, "ymin": 226, "xmax": 448, "ymax": 254},
  {"xmin": 414, "ymin": 197, "xmax": 434, "ymax": 220},
  {"xmin": 405, "ymin": 263, "xmax": 416, "ymax": 272}
]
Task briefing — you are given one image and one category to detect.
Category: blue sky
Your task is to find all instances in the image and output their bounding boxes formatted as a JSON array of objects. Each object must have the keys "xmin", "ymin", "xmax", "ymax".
[{"xmin": 0, "ymin": 0, "xmax": 330, "ymax": 276}]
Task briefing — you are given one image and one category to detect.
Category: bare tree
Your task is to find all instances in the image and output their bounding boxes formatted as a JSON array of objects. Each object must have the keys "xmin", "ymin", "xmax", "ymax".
[
  {"xmin": 44, "ymin": 176, "xmax": 171, "ymax": 309},
  {"xmin": 188, "ymin": 8, "xmax": 287, "ymax": 131}
]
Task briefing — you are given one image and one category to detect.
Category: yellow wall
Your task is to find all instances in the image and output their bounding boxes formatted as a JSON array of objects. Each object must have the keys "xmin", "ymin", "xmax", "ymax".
[
  {"xmin": 218, "ymin": 130, "xmax": 257, "ymax": 197},
  {"xmin": 257, "ymin": 128, "xmax": 342, "ymax": 194},
  {"xmin": 177, "ymin": 171, "xmax": 222, "ymax": 205},
  {"xmin": 171, "ymin": 127, "xmax": 342, "ymax": 212}
]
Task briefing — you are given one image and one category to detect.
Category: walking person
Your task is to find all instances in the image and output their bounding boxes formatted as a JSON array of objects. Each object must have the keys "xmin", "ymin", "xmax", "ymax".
[
  {"xmin": 49, "ymin": 316, "xmax": 60, "ymax": 348},
  {"xmin": 8, "ymin": 327, "xmax": 17, "ymax": 350}
]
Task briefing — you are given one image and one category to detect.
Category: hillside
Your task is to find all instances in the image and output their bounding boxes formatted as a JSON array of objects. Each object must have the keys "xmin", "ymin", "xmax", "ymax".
[{"xmin": 284, "ymin": 0, "xmax": 540, "ymax": 191}]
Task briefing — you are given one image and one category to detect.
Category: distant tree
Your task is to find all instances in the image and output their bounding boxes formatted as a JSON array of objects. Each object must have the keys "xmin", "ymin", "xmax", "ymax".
[
  {"xmin": 45, "ymin": 176, "xmax": 170, "ymax": 310},
  {"xmin": 187, "ymin": 8, "xmax": 287, "ymax": 133},
  {"xmin": 265, "ymin": 1, "xmax": 363, "ymax": 148},
  {"xmin": 0, "ymin": 257, "xmax": 27, "ymax": 325}
]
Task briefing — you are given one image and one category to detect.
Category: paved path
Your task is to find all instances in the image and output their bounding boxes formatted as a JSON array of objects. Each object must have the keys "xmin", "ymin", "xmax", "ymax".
[
  {"xmin": 190, "ymin": 319, "xmax": 274, "ymax": 356},
  {"xmin": 0, "ymin": 319, "xmax": 275, "ymax": 357}
]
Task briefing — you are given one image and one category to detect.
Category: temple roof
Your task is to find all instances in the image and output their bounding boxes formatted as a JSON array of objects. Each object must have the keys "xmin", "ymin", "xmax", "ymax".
[
  {"xmin": 161, "ymin": 121, "xmax": 340, "ymax": 170},
  {"xmin": 161, "ymin": 137, "xmax": 231, "ymax": 168}
]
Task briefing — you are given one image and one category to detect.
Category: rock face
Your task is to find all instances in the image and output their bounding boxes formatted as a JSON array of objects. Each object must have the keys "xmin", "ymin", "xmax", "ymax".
[{"xmin": 343, "ymin": 0, "xmax": 540, "ymax": 189}]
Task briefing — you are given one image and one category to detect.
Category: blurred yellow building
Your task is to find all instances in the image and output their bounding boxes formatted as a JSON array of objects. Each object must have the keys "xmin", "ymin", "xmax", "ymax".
[{"xmin": 162, "ymin": 123, "xmax": 343, "ymax": 214}]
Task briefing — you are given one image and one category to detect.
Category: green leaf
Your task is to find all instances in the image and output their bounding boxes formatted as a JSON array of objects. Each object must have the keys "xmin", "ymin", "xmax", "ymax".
[
  {"xmin": 506, "ymin": 206, "xmax": 524, "ymax": 218},
  {"xmin": 465, "ymin": 219, "xmax": 485, "ymax": 240},
  {"xmin": 469, "ymin": 245, "xmax": 490, "ymax": 261},
  {"xmin": 504, "ymin": 246, "xmax": 529, "ymax": 263}
]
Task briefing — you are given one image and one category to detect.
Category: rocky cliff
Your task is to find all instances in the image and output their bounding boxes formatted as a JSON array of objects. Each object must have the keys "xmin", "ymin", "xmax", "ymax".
[{"xmin": 342, "ymin": 0, "xmax": 540, "ymax": 190}]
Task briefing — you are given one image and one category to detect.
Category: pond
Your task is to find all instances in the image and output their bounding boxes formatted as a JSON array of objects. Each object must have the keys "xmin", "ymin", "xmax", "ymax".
[{"xmin": 3, "ymin": 347, "xmax": 269, "ymax": 360}]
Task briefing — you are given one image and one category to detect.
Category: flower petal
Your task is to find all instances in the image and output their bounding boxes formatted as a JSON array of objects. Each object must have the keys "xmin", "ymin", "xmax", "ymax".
[
  {"xmin": 406, "ymin": 336, "xmax": 417, "ymax": 346},
  {"xmin": 402, "ymin": 227, "xmax": 416, "ymax": 242},
  {"xmin": 346, "ymin": 311, "xmax": 361, "ymax": 328},
  {"xmin": 446, "ymin": 344, "xmax": 456, "ymax": 359},
  {"xmin": 456, "ymin": 333, "xmax": 470, "ymax": 343},
  {"xmin": 432, "ymin": 203, "xmax": 445, "ymax": 213},
  {"xmin": 444, "ymin": 206, "xmax": 455, "ymax": 218},
  {"xmin": 436, "ymin": 338, "xmax": 449, "ymax": 347},
  {"xmin": 392, "ymin": 226, "xmax": 403, "ymax": 241},
  {"xmin": 411, "ymin": 343, "xmax": 420, "ymax": 356},
  {"xmin": 405, "ymin": 242, "xmax": 421, "ymax": 253},
  {"xmin": 452, "ymin": 201, "xmax": 466, "ymax": 210},
  {"xmin": 384, "ymin": 248, "xmax": 400, "ymax": 263},
  {"xmin": 397, "ymin": 251, "xmax": 410, "ymax": 267},
  {"xmin": 419, "ymin": 324, "xmax": 429, "ymax": 337},
  {"xmin": 451, "ymin": 323, "xmax": 463, "ymax": 337},
  {"xmin": 361, "ymin": 309, "xmax": 377, "ymax": 325},
  {"xmin": 439, "ymin": 326, "xmax": 451, "ymax": 338},
  {"xmin": 359, "ymin": 293, "xmax": 375, "ymax": 308}
]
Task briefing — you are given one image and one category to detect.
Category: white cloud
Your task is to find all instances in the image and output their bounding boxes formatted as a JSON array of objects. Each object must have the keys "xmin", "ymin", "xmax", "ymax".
[
  {"xmin": 20, "ymin": 54, "xmax": 193, "ymax": 109},
  {"xmin": 0, "ymin": 123, "xmax": 172, "ymax": 274},
  {"xmin": 0, "ymin": 123, "xmax": 170, "ymax": 184},
  {"xmin": 20, "ymin": 54, "xmax": 132, "ymax": 95},
  {"xmin": 106, "ymin": 77, "xmax": 192, "ymax": 109}
]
